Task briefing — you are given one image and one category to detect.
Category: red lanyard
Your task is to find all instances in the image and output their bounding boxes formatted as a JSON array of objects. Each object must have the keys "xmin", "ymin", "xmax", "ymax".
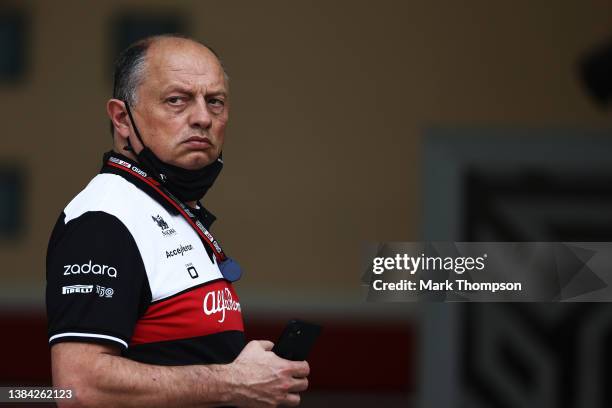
[{"xmin": 105, "ymin": 155, "xmax": 227, "ymax": 263}]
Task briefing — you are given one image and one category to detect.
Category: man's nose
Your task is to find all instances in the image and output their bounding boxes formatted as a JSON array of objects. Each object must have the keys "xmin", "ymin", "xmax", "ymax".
[{"xmin": 189, "ymin": 97, "xmax": 212, "ymax": 130}]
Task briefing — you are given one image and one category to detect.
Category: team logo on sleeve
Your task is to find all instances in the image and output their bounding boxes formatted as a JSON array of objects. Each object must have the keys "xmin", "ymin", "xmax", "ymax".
[
  {"xmin": 62, "ymin": 285, "xmax": 93, "ymax": 294},
  {"xmin": 63, "ymin": 261, "xmax": 118, "ymax": 278},
  {"xmin": 151, "ymin": 215, "xmax": 177, "ymax": 237},
  {"xmin": 96, "ymin": 285, "xmax": 114, "ymax": 298}
]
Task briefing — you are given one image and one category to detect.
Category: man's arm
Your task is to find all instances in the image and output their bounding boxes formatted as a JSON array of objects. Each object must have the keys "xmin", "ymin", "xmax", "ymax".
[{"xmin": 52, "ymin": 340, "xmax": 309, "ymax": 408}]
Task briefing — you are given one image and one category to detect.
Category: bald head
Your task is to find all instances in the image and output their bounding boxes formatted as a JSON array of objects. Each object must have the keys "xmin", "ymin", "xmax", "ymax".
[{"xmin": 146, "ymin": 36, "xmax": 228, "ymax": 83}]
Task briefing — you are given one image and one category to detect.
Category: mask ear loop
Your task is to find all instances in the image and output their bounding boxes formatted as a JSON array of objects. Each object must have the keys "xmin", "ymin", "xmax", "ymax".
[
  {"xmin": 122, "ymin": 100, "xmax": 168, "ymax": 183},
  {"xmin": 123, "ymin": 100, "xmax": 146, "ymax": 152}
]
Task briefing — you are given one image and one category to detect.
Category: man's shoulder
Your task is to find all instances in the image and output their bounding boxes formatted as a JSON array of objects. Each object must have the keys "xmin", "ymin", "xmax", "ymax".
[
  {"xmin": 62, "ymin": 173, "xmax": 142, "ymax": 224},
  {"xmin": 47, "ymin": 174, "xmax": 143, "ymax": 257}
]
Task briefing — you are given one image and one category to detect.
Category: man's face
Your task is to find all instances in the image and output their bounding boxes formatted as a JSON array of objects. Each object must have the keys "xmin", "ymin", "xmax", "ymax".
[{"xmin": 131, "ymin": 38, "xmax": 229, "ymax": 170}]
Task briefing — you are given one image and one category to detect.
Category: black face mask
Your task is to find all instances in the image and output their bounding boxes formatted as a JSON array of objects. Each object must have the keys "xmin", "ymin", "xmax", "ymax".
[{"xmin": 123, "ymin": 101, "xmax": 223, "ymax": 202}]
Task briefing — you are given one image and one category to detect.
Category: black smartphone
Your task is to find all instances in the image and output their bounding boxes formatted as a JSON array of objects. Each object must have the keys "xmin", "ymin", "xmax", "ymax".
[{"xmin": 272, "ymin": 319, "xmax": 322, "ymax": 361}]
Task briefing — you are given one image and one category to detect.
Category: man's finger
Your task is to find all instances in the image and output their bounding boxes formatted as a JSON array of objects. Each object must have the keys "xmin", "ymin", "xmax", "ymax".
[
  {"xmin": 288, "ymin": 377, "xmax": 308, "ymax": 393},
  {"xmin": 290, "ymin": 360, "xmax": 310, "ymax": 377},
  {"xmin": 283, "ymin": 393, "xmax": 301, "ymax": 407}
]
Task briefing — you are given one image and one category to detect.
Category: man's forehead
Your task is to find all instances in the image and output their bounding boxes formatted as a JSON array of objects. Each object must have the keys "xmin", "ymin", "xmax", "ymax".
[{"xmin": 145, "ymin": 38, "xmax": 226, "ymax": 90}]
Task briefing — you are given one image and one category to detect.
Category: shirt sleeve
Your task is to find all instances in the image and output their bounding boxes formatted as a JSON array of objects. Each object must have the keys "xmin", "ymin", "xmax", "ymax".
[{"xmin": 46, "ymin": 211, "xmax": 151, "ymax": 350}]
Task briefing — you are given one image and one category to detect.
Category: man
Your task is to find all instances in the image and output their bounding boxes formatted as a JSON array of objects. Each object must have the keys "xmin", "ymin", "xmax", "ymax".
[{"xmin": 46, "ymin": 35, "xmax": 309, "ymax": 407}]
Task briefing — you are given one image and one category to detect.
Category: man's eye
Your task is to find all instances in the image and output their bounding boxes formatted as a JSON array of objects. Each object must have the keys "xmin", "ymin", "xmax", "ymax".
[
  {"xmin": 208, "ymin": 98, "xmax": 225, "ymax": 106},
  {"xmin": 167, "ymin": 96, "xmax": 184, "ymax": 105}
]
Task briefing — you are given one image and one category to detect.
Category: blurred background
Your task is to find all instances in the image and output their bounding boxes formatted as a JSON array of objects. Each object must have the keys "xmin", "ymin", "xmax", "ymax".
[{"xmin": 1, "ymin": 0, "xmax": 611, "ymax": 407}]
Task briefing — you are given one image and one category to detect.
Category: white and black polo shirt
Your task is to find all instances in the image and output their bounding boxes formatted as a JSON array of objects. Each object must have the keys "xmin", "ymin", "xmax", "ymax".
[{"xmin": 46, "ymin": 153, "xmax": 245, "ymax": 365}]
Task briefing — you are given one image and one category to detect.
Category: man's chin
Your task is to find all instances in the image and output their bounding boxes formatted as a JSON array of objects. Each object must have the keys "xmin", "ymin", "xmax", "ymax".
[{"xmin": 177, "ymin": 151, "xmax": 218, "ymax": 170}]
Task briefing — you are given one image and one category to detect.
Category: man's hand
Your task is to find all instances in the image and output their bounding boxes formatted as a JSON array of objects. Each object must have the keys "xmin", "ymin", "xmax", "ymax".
[{"xmin": 228, "ymin": 340, "xmax": 310, "ymax": 407}]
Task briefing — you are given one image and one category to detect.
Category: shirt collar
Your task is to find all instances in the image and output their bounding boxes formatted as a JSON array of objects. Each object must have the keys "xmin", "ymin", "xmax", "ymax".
[{"xmin": 100, "ymin": 150, "xmax": 217, "ymax": 229}]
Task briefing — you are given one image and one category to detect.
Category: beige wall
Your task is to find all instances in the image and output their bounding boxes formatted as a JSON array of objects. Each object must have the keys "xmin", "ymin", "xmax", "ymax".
[{"xmin": 1, "ymin": 0, "xmax": 611, "ymax": 307}]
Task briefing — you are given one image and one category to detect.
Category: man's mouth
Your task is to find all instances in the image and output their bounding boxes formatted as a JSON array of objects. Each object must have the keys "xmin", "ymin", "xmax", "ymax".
[{"xmin": 183, "ymin": 136, "xmax": 212, "ymax": 149}]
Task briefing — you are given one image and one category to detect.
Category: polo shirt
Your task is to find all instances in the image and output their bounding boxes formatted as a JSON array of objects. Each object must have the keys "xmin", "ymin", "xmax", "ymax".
[{"xmin": 46, "ymin": 152, "xmax": 245, "ymax": 365}]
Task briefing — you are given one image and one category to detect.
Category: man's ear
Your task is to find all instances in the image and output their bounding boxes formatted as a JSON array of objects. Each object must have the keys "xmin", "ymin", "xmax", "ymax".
[{"xmin": 106, "ymin": 99, "xmax": 130, "ymax": 139}]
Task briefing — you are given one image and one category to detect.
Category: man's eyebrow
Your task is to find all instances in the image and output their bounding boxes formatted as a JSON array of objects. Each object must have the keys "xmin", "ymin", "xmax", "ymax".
[
  {"xmin": 161, "ymin": 84, "xmax": 193, "ymax": 94},
  {"xmin": 161, "ymin": 84, "xmax": 227, "ymax": 97},
  {"xmin": 207, "ymin": 90, "xmax": 228, "ymax": 97}
]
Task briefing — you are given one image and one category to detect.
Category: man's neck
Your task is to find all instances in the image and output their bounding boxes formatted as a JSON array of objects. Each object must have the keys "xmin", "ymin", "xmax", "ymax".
[{"xmin": 113, "ymin": 147, "xmax": 138, "ymax": 163}]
